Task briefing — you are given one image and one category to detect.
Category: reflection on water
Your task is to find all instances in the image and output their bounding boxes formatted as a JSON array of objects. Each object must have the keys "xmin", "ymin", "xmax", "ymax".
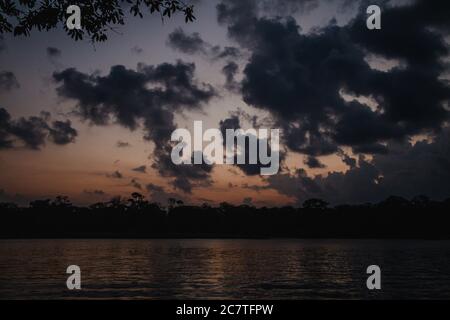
[{"xmin": 1, "ymin": 239, "xmax": 450, "ymax": 299}]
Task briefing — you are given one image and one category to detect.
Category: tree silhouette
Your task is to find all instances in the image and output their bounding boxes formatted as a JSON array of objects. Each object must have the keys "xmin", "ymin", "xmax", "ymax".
[
  {"xmin": 378, "ymin": 196, "xmax": 410, "ymax": 208},
  {"xmin": 0, "ymin": 0, "xmax": 195, "ymax": 43},
  {"xmin": 411, "ymin": 195, "xmax": 431, "ymax": 208},
  {"xmin": 302, "ymin": 198, "xmax": 329, "ymax": 210},
  {"xmin": 52, "ymin": 195, "xmax": 72, "ymax": 208},
  {"xmin": 2, "ymin": 194, "xmax": 450, "ymax": 239},
  {"xmin": 30, "ymin": 199, "xmax": 52, "ymax": 210}
]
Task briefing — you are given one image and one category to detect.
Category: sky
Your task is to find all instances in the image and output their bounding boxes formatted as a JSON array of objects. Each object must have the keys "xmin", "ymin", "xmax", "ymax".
[{"xmin": 0, "ymin": 0, "xmax": 449, "ymax": 207}]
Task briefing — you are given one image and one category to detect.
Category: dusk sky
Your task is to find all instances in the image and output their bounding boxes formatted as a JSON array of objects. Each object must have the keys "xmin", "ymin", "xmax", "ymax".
[{"xmin": 0, "ymin": 0, "xmax": 449, "ymax": 207}]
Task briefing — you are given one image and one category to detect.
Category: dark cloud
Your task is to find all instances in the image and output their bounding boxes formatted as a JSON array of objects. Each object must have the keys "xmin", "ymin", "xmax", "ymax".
[
  {"xmin": 0, "ymin": 108, "xmax": 77, "ymax": 150},
  {"xmin": 40, "ymin": 111, "xmax": 51, "ymax": 121},
  {"xmin": 268, "ymin": 129, "xmax": 450, "ymax": 205},
  {"xmin": 0, "ymin": 71, "xmax": 19, "ymax": 92},
  {"xmin": 216, "ymin": 0, "xmax": 450, "ymax": 202},
  {"xmin": 8, "ymin": 115, "xmax": 52, "ymax": 149},
  {"xmin": 260, "ymin": 0, "xmax": 320, "ymax": 16},
  {"xmin": 46, "ymin": 47, "xmax": 61, "ymax": 58},
  {"xmin": 167, "ymin": 28, "xmax": 208, "ymax": 55},
  {"xmin": 211, "ymin": 45, "xmax": 242, "ymax": 60},
  {"xmin": 219, "ymin": 115, "xmax": 284, "ymax": 176},
  {"xmin": 131, "ymin": 46, "xmax": 144, "ymax": 55},
  {"xmin": 217, "ymin": 0, "xmax": 258, "ymax": 42},
  {"xmin": 53, "ymin": 62, "xmax": 216, "ymax": 129},
  {"xmin": 222, "ymin": 61, "xmax": 240, "ymax": 92},
  {"xmin": 107, "ymin": 171, "xmax": 123, "ymax": 179},
  {"xmin": 48, "ymin": 120, "xmax": 78, "ymax": 145},
  {"xmin": 217, "ymin": 0, "xmax": 450, "ymax": 157},
  {"xmin": 53, "ymin": 61, "xmax": 217, "ymax": 192},
  {"xmin": 130, "ymin": 178, "xmax": 142, "ymax": 190},
  {"xmin": 167, "ymin": 28, "xmax": 242, "ymax": 61},
  {"xmin": 152, "ymin": 148, "xmax": 213, "ymax": 193},
  {"xmin": 46, "ymin": 47, "xmax": 63, "ymax": 68},
  {"xmin": 0, "ymin": 35, "xmax": 6, "ymax": 52},
  {"xmin": 349, "ymin": 0, "xmax": 450, "ymax": 68},
  {"xmin": 219, "ymin": 115, "xmax": 258, "ymax": 175},
  {"xmin": 146, "ymin": 183, "xmax": 184, "ymax": 204},
  {"xmin": 83, "ymin": 189, "xmax": 106, "ymax": 196},
  {"xmin": 352, "ymin": 143, "xmax": 388, "ymax": 155},
  {"xmin": 146, "ymin": 183, "xmax": 164, "ymax": 194},
  {"xmin": 0, "ymin": 108, "xmax": 13, "ymax": 149},
  {"xmin": 304, "ymin": 156, "xmax": 326, "ymax": 169},
  {"xmin": 219, "ymin": 114, "xmax": 240, "ymax": 133},
  {"xmin": 116, "ymin": 140, "xmax": 131, "ymax": 148},
  {"xmin": 132, "ymin": 165, "xmax": 147, "ymax": 173},
  {"xmin": 337, "ymin": 149, "xmax": 357, "ymax": 169}
]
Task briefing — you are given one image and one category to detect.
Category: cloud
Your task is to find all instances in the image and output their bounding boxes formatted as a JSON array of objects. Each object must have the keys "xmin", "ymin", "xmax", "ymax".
[
  {"xmin": 304, "ymin": 156, "xmax": 326, "ymax": 169},
  {"xmin": 167, "ymin": 28, "xmax": 208, "ymax": 55},
  {"xmin": 146, "ymin": 183, "xmax": 164, "ymax": 194},
  {"xmin": 0, "ymin": 71, "xmax": 19, "ymax": 92},
  {"xmin": 46, "ymin": 47, "xmax": 61, "ymax": 58},
  {"xmin": 8, "ymin": 116, "xmax": 51, "ymax": 149},
  {"xmin": 48, "ymin": 120, "xmax": 77, "ymax": 145},
  {"xmin": 152, "ymin": 148, "xmax": 214, "ymax": 193},
  {"xmin": 0, "ymin": 108, "xmax": 14, "ymax": 149},
  {"xmin": 146, "ymin": 183, "xmax": 184, "ymax": 204},
  {"xmin": 215, "ymin": 0, "xmax": 450, "ymax": 202},
  {"xmin": 0, "ymin": 35, "xmax": 6, "ymax": 52},
  {"xmin": 53, "ymin": 61, "xmax": 217, "ymax": 192},
  {"xmin": 167, "ymin": 28, "xmax": 242, "ymax": 61},
  {"xmin": 211, "ymin": 45, "xmax": 242, "ymax": 60},
  {"xmin": 116, "ymin": 140, "xmax": 131, "ymax": 148},
  {"xmin": 83, "ymin": 189, "xmax": 106, "ymax": 196},
  {"xmin": 219, "ymin": 115, "xmax": 259, "ymax": 175},
  {"xmin": 0, "ymin": 108, "xmax": 77, "ymax": 150},
  {"xmin": 46, "ymin": 47, "xmax": 63, "ymax": 68},
  {"xmin": 348, "ymin": 1, "xmax": 450, "ymax": 68},
  {"xmin": 241, "ymin": 182, "xmax": 270, "ymax": 193},
  {"xmin": 107, "ymin": 171, "xmax": 123, "ymax": 179},
  {"xmin": 222, "ymin": 61, "xmax": 240, "ymax": 92},
  {"xmin": 268, "ymin": 128, "xmax": 450, "ymax": 205},
  {"xmin": 131, "ymin": 46, "xmax": 144, "ymax": 55},
  {"xmin": 132, "ymin": 165, "xmax": 146, "ymax": 173},
  {"xmin": 53, "ymin": 62, "xmax": 216, "ymax": 130},
  {"xmin": 219, "ymin": 114, "xmax": 241, "ymax": 133},
  {"xmin": 130, "ymin": 178, "xmax": 142, "ymax": 190},
  {"xmin": 219, "ymin": 115, "xmax": 285, "ymax": 175},
  {"xmin": 337, "ymin": 149, "xmax": 357, "ymax": 169},
  {"xmin": 260, "ymin": 0, "xmax": 320, "ymax": 16},
  {"xmin": 217, "ymin": 0, "xmax": 450, "ymax": 157}
]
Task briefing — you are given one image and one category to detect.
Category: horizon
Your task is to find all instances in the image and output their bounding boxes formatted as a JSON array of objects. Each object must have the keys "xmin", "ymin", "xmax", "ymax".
[{"xmin": 1, "ymin": 191, "xmax": 447, "ymax": 209}]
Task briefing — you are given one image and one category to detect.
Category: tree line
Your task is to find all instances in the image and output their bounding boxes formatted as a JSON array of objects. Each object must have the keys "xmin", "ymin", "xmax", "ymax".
[{"xmin": 1, "ymin": 193, "xmax": 450, "ymax": 239}]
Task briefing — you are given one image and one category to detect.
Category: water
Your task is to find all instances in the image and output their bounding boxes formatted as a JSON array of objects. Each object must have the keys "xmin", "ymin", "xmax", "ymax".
[{"xmin": 1, "ymin": 239, "xmax": 450, "ymax": 299}]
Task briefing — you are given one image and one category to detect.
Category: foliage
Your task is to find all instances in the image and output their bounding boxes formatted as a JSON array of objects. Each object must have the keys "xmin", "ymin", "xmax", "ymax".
[
  {"xmin": 2, "ymin": 194, "xmax": 450, "ymax": 239},
  {"xmin": 0, "ymin": 0, "xmax": 195, "ymax": 43}
]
